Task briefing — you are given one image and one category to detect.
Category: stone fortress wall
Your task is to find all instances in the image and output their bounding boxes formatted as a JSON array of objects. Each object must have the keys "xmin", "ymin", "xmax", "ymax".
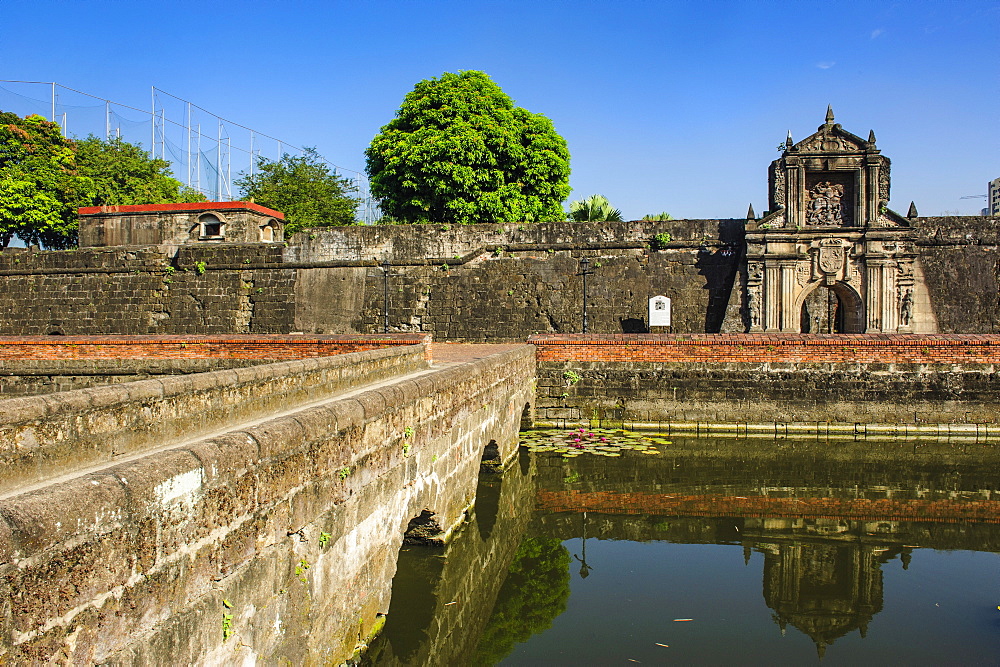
[{"xmin": 0, "ymin": 216, "xmax": 997, "ymax": 340}]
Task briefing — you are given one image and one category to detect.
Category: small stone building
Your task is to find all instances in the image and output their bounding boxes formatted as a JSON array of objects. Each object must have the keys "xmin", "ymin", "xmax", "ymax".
[{"xmin": 77, "ymin": 201, "xmax": 284, "ymax": 251}]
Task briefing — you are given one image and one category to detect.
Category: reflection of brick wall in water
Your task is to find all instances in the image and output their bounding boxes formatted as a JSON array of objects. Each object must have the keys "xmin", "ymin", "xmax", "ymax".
[{"xmin": 535, "ymin": 489, "xmax": 1000, "ymax": 524}]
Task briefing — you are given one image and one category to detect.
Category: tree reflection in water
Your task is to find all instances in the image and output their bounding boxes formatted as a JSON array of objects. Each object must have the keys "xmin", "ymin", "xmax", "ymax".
[{"xmin": 472, "ymin": 537, "xmax": 571, "ymax": 665}]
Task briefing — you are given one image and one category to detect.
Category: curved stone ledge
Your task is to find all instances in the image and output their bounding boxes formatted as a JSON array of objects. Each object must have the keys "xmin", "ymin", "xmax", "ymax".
[{"xmin": 0, "ymin": 344, "xmax": 428, "ymax": 498}]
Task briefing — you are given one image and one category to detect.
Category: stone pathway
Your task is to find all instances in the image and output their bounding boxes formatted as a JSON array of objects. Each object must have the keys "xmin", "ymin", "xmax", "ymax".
[
  {"xmin": 2, "ymin": 343, "xmax": 531, "ymax": 502},
  {"xmin": 430, "ymin": 343, "xmax": 529, "ymax": 364}
]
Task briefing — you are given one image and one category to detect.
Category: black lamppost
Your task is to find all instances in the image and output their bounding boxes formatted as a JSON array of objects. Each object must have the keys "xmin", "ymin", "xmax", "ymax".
[
  {"xmin": 578, "ymin": 257, "xmax": 594, "ymax": 333},
  {"xmin": 381, "ymin": 258, "xmax": 391, "ymax": 334},
  {"xmin": 573, "ymin": 511, "xmax": 592, "ymax": 578}
]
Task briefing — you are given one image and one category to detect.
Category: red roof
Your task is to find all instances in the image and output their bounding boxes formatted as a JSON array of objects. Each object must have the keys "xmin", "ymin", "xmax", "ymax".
[{"xmin": 77, "ymin": 201, "xmax": 285, "ymax": 220}]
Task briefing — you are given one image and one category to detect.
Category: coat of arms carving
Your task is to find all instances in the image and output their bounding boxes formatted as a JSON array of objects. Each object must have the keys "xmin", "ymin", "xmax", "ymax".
[
  {"xmin": 796, "ymin": 264, "xmax": 811, "ymax": 286},
  {"xmin": 817, "ymin": 241, "xmax": 845, "ymax": 276},
  {"xmin": 807, "ymin": 181, "xmax": 845, "ymax": 225}
]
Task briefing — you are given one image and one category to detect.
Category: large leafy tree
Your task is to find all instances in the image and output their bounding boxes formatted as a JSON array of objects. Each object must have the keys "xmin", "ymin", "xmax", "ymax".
[
  {"xmin": 366, "ymin": 70, "xmax": 571, "ymax": 225},
  {"xmin": 236, "ymin": 148, "xmax": 359, "ymax": 235},
  {"xmin": 568, "ymin": 194, "xmax": 623, "ymax": 222},
  {"xmin": 0, "ymin": 113, "xmax": 93, "ymax": 248},
  {"xmin": 74, "ymin": 135, "xmax": 205, "ymax": 206},
  {"xmin": 1, "ymin": 115, "xmax": 210, "ymax": 249}
]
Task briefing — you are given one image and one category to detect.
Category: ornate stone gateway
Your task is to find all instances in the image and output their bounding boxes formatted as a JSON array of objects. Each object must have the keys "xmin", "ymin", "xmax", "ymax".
[{"xmin": 745, "ymin": 108, "xmax": 917, "ymax": 333}]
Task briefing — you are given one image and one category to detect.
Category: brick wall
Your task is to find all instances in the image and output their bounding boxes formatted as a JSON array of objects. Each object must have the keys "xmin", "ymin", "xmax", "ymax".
[
  {"xmin": 529, "ymin": 333, "xmax": 1000, "ymax": 364},
  {"xmin": 0, "ymin": 244, "xmax": 297, "ymax": 335},
  {"xmin": 530, "ymin": 334, "xmax": 1000, "ymax": 425},
  {"xmin": 0, "ymin": 333, "xmax": 429, "ymax": 361}
]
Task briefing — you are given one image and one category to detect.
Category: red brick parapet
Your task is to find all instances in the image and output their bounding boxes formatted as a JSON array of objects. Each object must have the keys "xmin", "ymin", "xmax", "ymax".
[
  {"xmin": 527, "ymin": 333, "xmax": 1000, "ymax": 365},
  {"xmin": 0, "ymin": 334, "xmax": 430, "ymax": 360},
  {"xmin": 77, "ymin": 201, "xmax": 285, "ymax": 219}
]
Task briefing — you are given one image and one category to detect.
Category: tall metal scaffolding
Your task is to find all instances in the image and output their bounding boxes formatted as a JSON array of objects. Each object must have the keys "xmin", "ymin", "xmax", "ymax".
[{"xmin": 0, "ymin": 80, "xmax": 378, "ymax": 222}]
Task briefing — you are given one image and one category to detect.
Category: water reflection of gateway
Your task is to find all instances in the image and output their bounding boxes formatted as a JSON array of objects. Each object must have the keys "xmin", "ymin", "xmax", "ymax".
[
  {"xmin": 539, "ymin": 507, "xmax": 925, "ymax": 655},
  {"xmin": 746, "ymin": 518, "xmax": 908, "ymax": 658}
]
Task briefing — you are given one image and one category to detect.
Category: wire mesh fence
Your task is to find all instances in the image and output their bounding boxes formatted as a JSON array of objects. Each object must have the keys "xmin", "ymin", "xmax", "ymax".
[{"xmin": 0, "ymin": 80, "xmax": 380, "ymax": 223}]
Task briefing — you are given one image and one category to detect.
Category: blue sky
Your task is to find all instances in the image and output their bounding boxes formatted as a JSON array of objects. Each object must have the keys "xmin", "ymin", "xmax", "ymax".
[{"xmin": 2, "ymin": 0, "xmax": 997, "ymax": 219}]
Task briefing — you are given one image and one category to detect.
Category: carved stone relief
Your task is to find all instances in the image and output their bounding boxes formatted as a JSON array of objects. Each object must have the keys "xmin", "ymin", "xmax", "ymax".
[
  {"xmin": 772, "ymin": 168, "xmax": 786, "ymax": 208},
  {"xmin": 795, "ymin": 264, "xmax": 811, "ymax": 287},
  {"xmin": 800, "ymin": 135, "xmax": 853, "ymax": 152},
  {"xmin": 747, "ymin": 287, "xmax": 761, "ymax": 329},
  {"xmin": 898, "ymin": 287, "xmax": 914, "ymax": 326},
  {"xmin": 850, "ymin": 264, "xmax": 862, "ymax": 285},
  {"xmin": 817, "ymin": 240, "xmax": 846, "ymax": 276},
  {"xmin": 806, "ymin": 181, "xmax": 845, "ymax": 225},
  {"xmin": 878, "ymin": 170, "xmax": 890, "ymax": 206}
]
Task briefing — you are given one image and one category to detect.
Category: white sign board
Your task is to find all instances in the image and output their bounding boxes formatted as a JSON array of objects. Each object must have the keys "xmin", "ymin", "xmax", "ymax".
[{"xmin": 649, "ymin": 295, "xmax": 671, "ymax": 327}]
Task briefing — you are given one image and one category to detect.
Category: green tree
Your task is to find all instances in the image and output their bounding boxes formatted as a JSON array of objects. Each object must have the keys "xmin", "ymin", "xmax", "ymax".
[
  {"xmin": 74, "ymin": 135, "xmax": 205, "ymax": 206},
  {"xmin": 366, "ymin": 70, "xmax": 570, "ymax": 225},
  {"xmin": 641, "ymin": 211, "xmax": 673, "ymax": 220},
  {"xmin": 0, "ymin": 113, "xmax": 93, "ymax": 248},
  {"xmin": 236, "ymin": 148, "xmax": 359, "ymax": 236},
  {"xmin": 568, "ymin": 194, "xmax": 623, "ymax": 222}
]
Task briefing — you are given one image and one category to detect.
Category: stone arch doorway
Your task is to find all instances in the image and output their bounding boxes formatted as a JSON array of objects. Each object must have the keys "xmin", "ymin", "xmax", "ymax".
[{"xmin": 797, "ymin": 282, "xmax": 865, "ymax": 333}]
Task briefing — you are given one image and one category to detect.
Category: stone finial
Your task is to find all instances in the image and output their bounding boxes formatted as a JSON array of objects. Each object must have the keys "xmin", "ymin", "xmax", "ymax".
[
  {"xmin": 825, "ymin": 105, "xmax": 835, "ymax": 124},
  {"xmin": 747, "ymin": 203, "xmax": 756, "ymax": 219},
  {"xmin": 868, "ymin": 129, "xmax": 877, "ymax": 144},
  {"xmin": 907, "ymin": 201, "xmax": 918, "ymax": 218},
  {"xmin": 785, "ymin": 130, "xmax": 793, "ymax": 148}
]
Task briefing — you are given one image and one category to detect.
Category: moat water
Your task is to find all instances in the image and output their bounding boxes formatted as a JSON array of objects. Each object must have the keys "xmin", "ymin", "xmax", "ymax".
[{"xmin": 365, "ymin": 431, "xmax": 1000, "ymax": 665}]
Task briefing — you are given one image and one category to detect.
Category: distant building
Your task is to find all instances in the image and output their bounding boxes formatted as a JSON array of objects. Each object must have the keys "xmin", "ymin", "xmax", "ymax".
[{"xmin": 990, "ymin": 177, "xmax": 1000, "ymax": 216}]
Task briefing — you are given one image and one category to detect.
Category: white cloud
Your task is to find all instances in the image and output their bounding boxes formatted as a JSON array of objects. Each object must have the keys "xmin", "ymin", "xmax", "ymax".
[
  {"xmin": 816, "ymin": 61, "xmax": 836, "ymax": 69},
  {"xmin": 871, "ymin": 28, "xmax": 884, "ymax": 39}
]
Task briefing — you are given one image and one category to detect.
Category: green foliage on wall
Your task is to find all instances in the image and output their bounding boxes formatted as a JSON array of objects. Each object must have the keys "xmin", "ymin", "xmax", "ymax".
[
  {"xmin": 649, "ymin": 231, "xmax": 673, "ymax": 249},
  {"xmin": 641, "ymin": 211, "xmax": 673, "ymax": 221},
  {"xmin": 366, "ymin": 71, "xmax": 571, "ymax": 225},
  {"xmin": 568, "ymin": 194, "xmax": 623, "ymax": 222},
  {"xmin": 236, "ymin": 147, "xmax": 360, "ymax": 235}
]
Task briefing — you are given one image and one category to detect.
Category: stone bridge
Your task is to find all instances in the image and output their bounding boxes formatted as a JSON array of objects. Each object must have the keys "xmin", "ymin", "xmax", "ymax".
[
  {"xmin": 0, "ymin": 340, "xmax": 534, "ymax": 664},
  {"xmin": 7, "ymin": 330, "xmax": 1000, "ymax": 663}
]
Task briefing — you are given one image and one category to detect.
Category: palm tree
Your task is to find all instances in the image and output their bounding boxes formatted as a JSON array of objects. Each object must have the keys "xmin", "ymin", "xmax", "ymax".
[
  {"xmin": 641, "ymin": 212, "xmax": 673, "ymax": 221},
  {"xmin": 568, "ymin": 194, "xmax": 623, "ymax": 222}
]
